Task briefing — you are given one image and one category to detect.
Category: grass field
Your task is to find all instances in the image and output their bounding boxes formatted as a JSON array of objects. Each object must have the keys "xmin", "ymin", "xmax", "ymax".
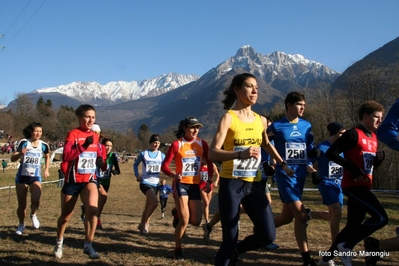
[{"xmin": 1, "ymin": 155, "xmax": 399, "ymax": 265}]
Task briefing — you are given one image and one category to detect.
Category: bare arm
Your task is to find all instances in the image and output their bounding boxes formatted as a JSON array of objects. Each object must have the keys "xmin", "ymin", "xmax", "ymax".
[
  {"xmin": 209, "ymin": 112, "xmax": 239, "ymax": 161},
  {"xmin": 261, "ymin": 116, "xmax": 294, "ymax": 176},
  {"xmin": 212, "ymin": 163, "xmax": 220, "ymax": 186}
]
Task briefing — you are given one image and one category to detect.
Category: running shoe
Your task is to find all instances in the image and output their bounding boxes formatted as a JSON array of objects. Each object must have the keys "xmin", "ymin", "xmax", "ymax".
[
  {"xmin": 318, "ymin": 258, "xmax": 337, "ymax": 266},
  {"xmin": 171, "ymin": 208, "xmax": 179, "ymax": 228},
  {"xmin": 228, "ymin": 250, "xmax": 238, "ymax": 266},
  {"xmin": 161, "ymin": 212, "xmax": 164, "ymax": 219},
  {"xmin": 174, "ymin": 248, "xmax": 184, "ymax": 260},
  {"xmin": 364, "ymin": 236, "xmax": 382, "ymax": 266},
  {"xmin": 337, "ymin": 242, "xmax": 353, "ymax": 266},
  {"xmin": 137, "ymin": 223, "xmax": 143, "ymax": 232},
  {"xmin": 97, "ymin": 218, "xmax": 102, "ymax": 230},
  {"xmin": 83, "ymin": 245, "xmax": 100, "ymax": 259},
  {"xmin": 16, "ymin": 224, "xmax": 25, "ymax": 235},
  {"xmin": 263, "ymin": 242, "xmax": 279, "ymax": 251},
  {"xmin": 142, "ymin": 223, "xmax": 149, "ymax": 234},
  {"xmin": 30, "ymin": 213, "xmax": 40, "ymax": 229},
  {"xmin": 202, "ymin": 223, "xmax": 212, "ymax": 243},
  {"xmin": 80, "ymin": 204, "xmax": 85, "ymax": 221},
  {"xmin": 54, "ymin": 244, "xmax": 63, "ymax": 259}
]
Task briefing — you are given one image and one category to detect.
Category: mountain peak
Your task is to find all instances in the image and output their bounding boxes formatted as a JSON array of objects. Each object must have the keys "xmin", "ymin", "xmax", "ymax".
[
  {"xmin": 235, "ymin": 45, "xmax": 257, "ymax": 58},
  {"xmin": 34, "ymin": 73, "xmax": 199, "ymax": 105}
]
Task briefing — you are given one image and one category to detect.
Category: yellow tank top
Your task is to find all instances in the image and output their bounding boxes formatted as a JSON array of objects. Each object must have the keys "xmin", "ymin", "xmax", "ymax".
[{"xmin": 220, "ymin": 110, "xmax": 263, "ymax": 182}]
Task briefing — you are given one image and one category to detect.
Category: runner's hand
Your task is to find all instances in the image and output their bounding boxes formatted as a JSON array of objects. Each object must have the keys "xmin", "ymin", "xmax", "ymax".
[
  {"xmin": 82, "ymin": 136, "xmax": 93, "ymax": 149},
  {"xmin": 282, "ymin": 164, "xmax": 294, "ymax": 177}
]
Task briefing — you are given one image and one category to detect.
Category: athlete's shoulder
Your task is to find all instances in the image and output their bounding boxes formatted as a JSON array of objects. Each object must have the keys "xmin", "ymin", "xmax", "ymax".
[
  {"xmin": 318, "ymin": 140, "xmax": 331, "ymax": 151},
  {"xmin": 298, "ymin": 118, "xmax": 312, "ymax": 126},
  {"xmin": 40, "ymin": 140, "xmax": 50, "ymax": 152},
  {"xmin": 18, "ymin": 139, "xmax": 28, "ymax": 147},
  {"xmin": 274, "ymin": 117, "xmax": 286, "ymax": 123},
  {"xmin": 65, "ymin": 128, "xmax": 82, "ymax": 139}
]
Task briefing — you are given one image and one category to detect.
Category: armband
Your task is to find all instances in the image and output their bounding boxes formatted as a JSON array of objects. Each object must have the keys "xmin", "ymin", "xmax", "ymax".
[
  {"xmin": 238, "ymin": 151, "xmax": 241, "ymax": 159},
  {"xmin": 280, "ymin": 161, "xmax": 287, "ymax": 166}
]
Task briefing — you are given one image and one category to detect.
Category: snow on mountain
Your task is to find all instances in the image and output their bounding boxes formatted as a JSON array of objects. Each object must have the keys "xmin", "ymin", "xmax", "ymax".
[
  {"xmin": 212, "ymin": 45, "xmax": 340, "ymax": 86},
  {"xmin": 35, "ymin": 73, "xmax": 199, "ymax": 104},
  {"xmin": 31, "ymin": 46, "xmax": 338, "ymax": 106}
]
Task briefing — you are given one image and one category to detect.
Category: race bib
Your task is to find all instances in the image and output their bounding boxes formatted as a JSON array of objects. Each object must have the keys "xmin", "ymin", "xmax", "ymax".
[
  {"xmin": 232, "ymin": 146, "xmax": 261, "ymax": 178},
  {"xmin": 21, "ymin": 151, "xmax": 41, "ymax": 177},
  {"xmin": 328, "ymin": 161, "xmax": 343, "ymax": 179},
  {"xmin": 146, "ymin": 161, "xmax": 161, "ymax": 174},
  {"xmin": 363, "ymin": 151, "xmax": 376, "ymax": 175},
  {"xmin": 200, "ymin": 170, "xmax": 209, "ymax": 182},
  {"xmin": 285, "ymin": 142, "xmax": 307, "ymax": 164},
  {"xmin": 77, "ymin": 152, "xmax": 97, "ymax": 174},
  {"xmin": 181, "ymin": 156, "xmax": 200, "ymax": 177}
]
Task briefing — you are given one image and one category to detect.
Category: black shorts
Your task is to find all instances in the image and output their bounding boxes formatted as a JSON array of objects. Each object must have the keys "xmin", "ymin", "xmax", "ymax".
[
  {"xmin": 139, "ymin": 183, "xmax": 158, "ymax": 195},
  {"xmin": 175, "ymin": 183, "xmax": 201, "ymax": 200},
  {"xmin": 16, "ymin": 175, "xmax": 41, "ymax": 185},
  {"xmin": 61, "ymin": 180, "xmax": 96, "ymax": 196}
]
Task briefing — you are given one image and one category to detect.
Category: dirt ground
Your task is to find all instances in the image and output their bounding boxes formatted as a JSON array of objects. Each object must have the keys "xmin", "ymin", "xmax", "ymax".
[{"xmin": 1, "ymin": 157, "xmax": 399, "ymax": 265}]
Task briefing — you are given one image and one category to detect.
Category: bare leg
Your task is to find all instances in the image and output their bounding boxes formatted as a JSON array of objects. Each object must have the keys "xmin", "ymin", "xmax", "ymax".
[
  {"xmin": 80, "ymin": 183, "xmax": 99, "ymax": 243},
  {"xmin": 56, "ymin": 193, "xmax": 79, "ymax": 240},
  {"xmin": 97, "ymin": 185, "xmax": 108, "ymax": 218},
  {"xmin": 29, "ymin": 181, "xmax": 42, "ymax": 215},
  {"xmin": 16, "ymin": 184, "xmax": 28, "ymax": 224}
]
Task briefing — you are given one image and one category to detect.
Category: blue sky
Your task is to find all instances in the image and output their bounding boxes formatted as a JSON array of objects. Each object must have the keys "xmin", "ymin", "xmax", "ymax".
[{"xmin": 0, "ymin": 0, "xmax": 398, "ymax": 105}]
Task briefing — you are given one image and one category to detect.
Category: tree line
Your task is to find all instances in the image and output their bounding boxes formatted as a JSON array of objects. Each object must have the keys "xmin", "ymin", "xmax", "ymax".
[{"xmin": 2, "ymin": 64, "xmax": 399, "ymax": 189}]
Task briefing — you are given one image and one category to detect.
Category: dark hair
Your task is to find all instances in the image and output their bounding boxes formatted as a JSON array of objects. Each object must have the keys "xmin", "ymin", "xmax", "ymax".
[
  {"xmin": 358, "ymin": 101, "xmax": 384, "ymax": 121},
  {"xmin": 284, "ymin": 91, "xmax": 305, "ymax": 111},
  {"xmin": 175, "ymin": 120, "xmax": 185, "ymax": 139},
  {"xmin": 222, "ymin": 73, "xmax": 257, "ymax": 110},
  {"xmin": 327, "ymin": 122, "xmax": 345, "ymax": 137},
  {"xmin": 102, "ymin": 137, "xmax": 113, "ymax": 145},
  {"xmin": 174, "ymin": 116, "xmax": 200, "ymax": 139},
  {"xmin": 75, "ymin": 104, "xmax": 96, "ymax": 118},
  {"xmin": 265, "ymin": 116, "xmax": 273, "ymax": 124},
  {"xmin": 22, "ymin": 122, "xmax": 43, "ymax": 139},
  {"xmin": 149, "ymin": 134, "xmax": 161, "ymax": 143}
]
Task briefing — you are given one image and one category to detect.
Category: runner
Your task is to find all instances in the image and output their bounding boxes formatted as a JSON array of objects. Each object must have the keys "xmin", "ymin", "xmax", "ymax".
[
  {"xmin": 158, "ymin": 179, "xmax": 173, "ymax": 219},
  {"xmin": 54, "ymin": 104, "xmax": 107, "ymax": 259},
  {"xmin": 161, "ymin": 116, "xmax": 213, "ymax": 260},
  {"xmin": 80, "ymin": 124, "xmax": 106, "ymax": 222},
  {"xmin": 362, "ymin": 98, "xmax": 399, "ymax": 266},
  {"xmin": 11, "ymin": 122, "xmax": 50, "ymax": 235},
  {"xmin": 319, "ymin": 101, "xmax": 387, "ymax": 266},
  {"xmin": 268, "ymin": 91, "xmax": 318, "ymax": 266},
  {"xmin": 307, "ymin": 122, "xmax": 346, "ymax": 266},
  {"xmin": 134, "ymin": 134, "xmax": 165, "ymax": 234},
  {"xmin": 200, "ymin": 160, "xmax": 220, "ymax": 225},
  {"xmin": 209, "ymin": 73, "xmax": 293, "ymax": 266},
  {"xmin": 97, "ymin": 136, "xmax": 120, "ymax": 229}
]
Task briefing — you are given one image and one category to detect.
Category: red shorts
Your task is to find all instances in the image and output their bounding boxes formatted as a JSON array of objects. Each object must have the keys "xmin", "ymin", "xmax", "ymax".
[{"xmin": 199, "ymin": 181, "xmax": 214, "ymax": 193}]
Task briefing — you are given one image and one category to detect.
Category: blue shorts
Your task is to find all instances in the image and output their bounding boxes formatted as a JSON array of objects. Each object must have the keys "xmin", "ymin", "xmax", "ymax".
[
  {"xmin": 174, "ymin": 183, "xmax": 201, "ymax": 200},
  {"xmin": 275, "ymin": 175, "xmax": 305, "ymax": 203},
  {"xmin": 139, "ymin": 183, "xmax": 158, "ymax": 195},
  {"xmin": 318, "ymin": 179, "xmax": 343, "ymax": 206},
  {"xmin": 15, "ymin": 175, "xmax": 41, "ymax": 185},
  {"xmin": 61, "ymin": 181, "xmax": 96, "ymax": 196}
]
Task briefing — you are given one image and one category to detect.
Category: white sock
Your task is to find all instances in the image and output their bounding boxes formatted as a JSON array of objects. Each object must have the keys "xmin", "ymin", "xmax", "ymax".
[{"xmin": 56, "ymin": 238, "xmax": 63, "ymax": 246}]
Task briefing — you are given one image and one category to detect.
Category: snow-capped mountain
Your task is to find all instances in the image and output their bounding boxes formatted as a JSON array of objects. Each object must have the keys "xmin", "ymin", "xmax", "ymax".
[
  {"xmin": 93, "ymin": 46, "xmax": 341, "ymax": 135},
  {"xmin": 210, "ymin": 45, "xmax": 339, "ymax": 90},
  {"xmin": 35, "ymin": 73, "xmax": 199, "ymax": 105}
]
